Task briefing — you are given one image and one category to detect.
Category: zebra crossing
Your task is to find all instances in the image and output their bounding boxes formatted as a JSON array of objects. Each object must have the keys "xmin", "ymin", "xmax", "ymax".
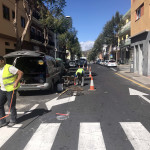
[{"xmin": 0, "ymin": 122, "xmax": 150, "ymax": 150}]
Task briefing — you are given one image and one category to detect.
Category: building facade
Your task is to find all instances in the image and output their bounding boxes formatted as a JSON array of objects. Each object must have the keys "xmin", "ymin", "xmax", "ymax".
[
  {"xmin": 0, "ymin": 0, "xmax": 56, "ymax": 57},
  {"xmin": 131, "ymin": 0, "xmax": 150, "ymax": 76},
  {"xmin": 118, "ymin": 9, "xmax": 132, "ymax": 64}
]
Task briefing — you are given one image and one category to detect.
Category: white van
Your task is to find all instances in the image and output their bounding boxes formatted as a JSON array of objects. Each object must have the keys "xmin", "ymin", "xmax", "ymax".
[{"xmin": 4, "ymin": 50, "xmax": 61, "ymax": 93}]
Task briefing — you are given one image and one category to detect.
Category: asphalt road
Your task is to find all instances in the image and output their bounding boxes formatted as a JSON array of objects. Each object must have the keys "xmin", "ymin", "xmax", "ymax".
[{"xmin": 1, "ymin": 64, "xmax": 150, "ymax": 150}]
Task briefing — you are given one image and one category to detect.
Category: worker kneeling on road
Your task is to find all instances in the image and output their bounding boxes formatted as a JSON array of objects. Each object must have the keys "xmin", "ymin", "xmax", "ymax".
[{"xmin": 74, "ymin": 67, "xmax": 84, "ymax": 86}]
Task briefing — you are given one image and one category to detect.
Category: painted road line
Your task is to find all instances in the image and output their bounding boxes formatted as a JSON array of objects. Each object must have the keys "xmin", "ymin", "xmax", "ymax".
[
  {"xmin": 24, "ymin": 123, "xmax": 60, "ymax": 150},
  {"xmin": 115, "ymin": 73, "xmax": 150, "ymax": 90},
  {"xmin": 129, "ymin": 88, "xmax": 150, "ymax": 104},
  {"xmin": 78, "ymin": 122, "xmax": 106, "ymax": 150},
  {"xmin": 0, "ymin": 124, "xmax": 22, "ymax": 148},
  {"xmin": 46, "ymin": 96, "xmax": 76, "ymax": 110},
  {"xmin": 120, "ymin": 122, "xmax": 150, "ymax": 150},
  {"xmin": 25, "ymin": 104, "xmax": 39, "ymax": 114},
  {"xmin": 6, "ymin": 104, "xmax": 39, "ymax": 115},
  {"xmin": 110, "ymin": 68, "xmax": 117, "ymax": 72}
]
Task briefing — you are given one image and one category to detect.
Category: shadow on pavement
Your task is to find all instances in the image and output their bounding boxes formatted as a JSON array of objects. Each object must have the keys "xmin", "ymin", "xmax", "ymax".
[{"xmin": 17, "ymin": 109, "xmax": 51, "ymax": 128}]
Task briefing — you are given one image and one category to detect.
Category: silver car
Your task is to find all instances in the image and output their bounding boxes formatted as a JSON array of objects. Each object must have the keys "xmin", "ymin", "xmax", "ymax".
[{"xmin": 4, "ymin": 50, "xmax": 60, "ymax": 93}]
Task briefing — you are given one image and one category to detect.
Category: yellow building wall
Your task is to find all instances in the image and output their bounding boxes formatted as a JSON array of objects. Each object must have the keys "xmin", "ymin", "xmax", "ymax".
[
  {"xmin": 131, "ymin": 0, "xmax": 150, "ymax": 36},
  {"xmin": 0, "ymin": 1, "xmax": 30, "ymax": 39},
  {"xmin": 0, "ymin": 37, "xmax": 16, "ymax": 56}
]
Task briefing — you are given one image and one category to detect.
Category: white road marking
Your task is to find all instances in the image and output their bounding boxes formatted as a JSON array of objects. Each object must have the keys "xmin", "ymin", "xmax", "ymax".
[
  {"xmin": 45, "ymin": 96, "xmax": 76, "ymax": 110},
  {"xmin": 24, "ymin": 123, "xmax": 60, "ymax": 150},
  {"xmin": 78, "ymin": 122, "xmax": 106, "ymax": 150},
  {"xmin": 129, "ymin": 88, "xmax": 150, "ymax": 104},
  {"xmin": 25, "ymin": 104, "xmax": 39, "ymax": 114},
  {"xmin": 120, "ymin": 122, "xmax": 150, "ymax": 150},
  {"xmin": 6, "ymin": 104, "xmax": 39, "ymax": 115},
  {"xmin": 0, "ymin": 124, "xmax": 22, "ymax": 148},
  {"xmin": 110, "ymin": 68, "xmax": 117, "ymax": 72}
]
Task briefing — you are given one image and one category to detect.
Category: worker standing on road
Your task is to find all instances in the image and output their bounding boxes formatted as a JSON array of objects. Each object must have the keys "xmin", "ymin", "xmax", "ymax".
[
  {"xmin": 0, "ymin": 56, "xmax": 23, "ymax": 128},
  {"xmin": 74, "ymin": 67, "xmax": 85, "ymax": 86}
]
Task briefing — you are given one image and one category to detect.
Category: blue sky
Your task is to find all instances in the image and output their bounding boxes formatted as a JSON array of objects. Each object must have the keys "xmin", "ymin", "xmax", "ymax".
[{"xmin": 64, "ymin": 0, "xmax": 131, "ymax": 51}]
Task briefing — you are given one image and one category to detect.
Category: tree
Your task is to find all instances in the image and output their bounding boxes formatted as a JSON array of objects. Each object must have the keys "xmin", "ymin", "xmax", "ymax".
[
  {"xmin": 13, "ymin": 0, "xmax": 66, "ymax": 50},
  {"xmin": 39, "ymin": 0, "xmax": 66, "ymax": 49},
  {"xmin": 14, "ymin": 0, "xmax": 38, "ymax": 50}
]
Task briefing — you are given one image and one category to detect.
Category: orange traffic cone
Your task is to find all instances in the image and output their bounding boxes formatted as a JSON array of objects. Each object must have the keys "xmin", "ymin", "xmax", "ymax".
[
  {"xmin": 89, "ymin": 67, "xmax": 92, "ymax": 77},
  {"xmin": 87, "ymin": 65, "xmax": 89, "ymax": 71},
  {"xmin": 89, "ymin": 76, "xmax": 96, "ymax": 91}
]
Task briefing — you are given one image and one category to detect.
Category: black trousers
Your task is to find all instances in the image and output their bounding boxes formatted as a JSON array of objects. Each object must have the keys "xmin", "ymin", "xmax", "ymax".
[{"xmin": 0, "ymin": 89, "xmax": 17, "ymax": 124}]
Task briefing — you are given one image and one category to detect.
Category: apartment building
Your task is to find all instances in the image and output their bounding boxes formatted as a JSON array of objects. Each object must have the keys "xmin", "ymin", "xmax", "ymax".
[
  {"xmin": 131, "ymin": 0, "xmax": 150, "ymax": 76},
  {"xmin": 118, "ymin": 9, "xmax": 132, "ymax": 64},
  {"xmin": 0, "ymin": 0, "xmax": 55, "ymax": 57}
]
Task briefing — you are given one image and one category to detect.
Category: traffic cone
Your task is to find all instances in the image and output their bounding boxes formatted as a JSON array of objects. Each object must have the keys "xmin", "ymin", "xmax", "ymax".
[
  {"xmin": 88, "ymin": 76, "xmax": 96, "ymax": 91},
  {"xmin": 89, "ymin": 67, "xmax": 92, "ymax": 77},
  {"xmin": 87, "ymin": 65, "xmax": 89, "ymax": 71},
  {"xmin": 83, "ymin": 65, "xmax": 84, "ymax": 69}
]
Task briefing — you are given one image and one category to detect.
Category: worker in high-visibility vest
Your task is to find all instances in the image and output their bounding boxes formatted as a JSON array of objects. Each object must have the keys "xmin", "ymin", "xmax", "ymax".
[
  {"xmin": 0, "ymin": 56, "xmax": 23, "ymax": 128},
  {"xmin": 74, "ymin": 66, "xmax": 84, "ymax": 86}
]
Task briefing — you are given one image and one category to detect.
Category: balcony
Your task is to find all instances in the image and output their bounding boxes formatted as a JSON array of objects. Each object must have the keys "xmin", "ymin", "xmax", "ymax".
[
  {"xmin": 30, "ymin": 32, "xmax": 44, "ymax": 44},
  {"xmin": 119, "ymin": 38, "xmax": 131, "ymax": 47},
  {"xmin": 118, "ymin": 21, "xmax": 131, "ymax": 36}
]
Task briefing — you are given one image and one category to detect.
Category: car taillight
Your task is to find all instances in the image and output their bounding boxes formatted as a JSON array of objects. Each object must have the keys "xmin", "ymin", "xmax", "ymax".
[{"xmin": 46, "ymin": 74, "xmax": 50, "ymax": 77}]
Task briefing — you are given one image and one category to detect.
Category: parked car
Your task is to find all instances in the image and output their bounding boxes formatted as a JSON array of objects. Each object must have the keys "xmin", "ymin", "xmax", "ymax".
[
  {"xmin": 4, "ymin": 50, "xmax": 61, "ymax": 93},
  {"xmin": 104, "ymin": 60, "xmax": 109, "ymax": 66},
  {"xmin": 107, "ymin": 60, "xmax": 117, "ymax": 67},
  {"xmin": 56, "ymin": 58, "xmax": 66, "ymax": 76},
  {"xmin": 96, "ymin": 59, "xmax": 101, "ymax": 65},
  {"xmin": 78, "ymin": 58, "xmax": 87, "ymax": 67},
  {"xmin": 100, "ymin": 60, "xmax": 105, "ymax": 65},
  {"xmin": 68, "ymin": 60, "xmax": 77, "ymax": 68}
]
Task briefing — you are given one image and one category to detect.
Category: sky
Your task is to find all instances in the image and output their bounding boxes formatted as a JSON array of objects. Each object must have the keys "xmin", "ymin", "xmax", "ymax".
[{"xmin": 64, "ymin": 0, "xmax": 131, "ymax": 51}]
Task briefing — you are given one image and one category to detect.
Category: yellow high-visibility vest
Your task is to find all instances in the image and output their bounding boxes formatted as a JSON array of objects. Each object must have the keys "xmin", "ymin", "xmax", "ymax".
[
  {"xmin": 76, "ymin": 68, "xmax": 84, "ymax": 75},
  {"xmin": 0, "ymin": 64, "xmax": 20, "ymax": 92}
]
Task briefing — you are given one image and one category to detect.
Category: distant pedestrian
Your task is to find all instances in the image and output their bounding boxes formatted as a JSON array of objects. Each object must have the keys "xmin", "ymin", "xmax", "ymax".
[{"xmin": 0, "ymin": 56, "xmax": 23, "ymax": 128}]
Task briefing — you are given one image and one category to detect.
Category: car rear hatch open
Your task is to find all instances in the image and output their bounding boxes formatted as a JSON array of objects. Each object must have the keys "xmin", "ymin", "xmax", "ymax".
[{"xmin": 14, "ymin": 56, "xmax": 46, "ymax": 85}]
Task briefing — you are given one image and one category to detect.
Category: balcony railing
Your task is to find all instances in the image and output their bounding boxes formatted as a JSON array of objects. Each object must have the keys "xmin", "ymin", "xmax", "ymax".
[
  {"xmin": 120, "ymin": 38, "xmax": 131, "ymax": 47},
  {"xmin": 30, "ymin": 32, "xmax": 44, "ymax": 43},
  {"xmin": 118, "ymin": 21, "xmax": 131, "ymax": 36}
]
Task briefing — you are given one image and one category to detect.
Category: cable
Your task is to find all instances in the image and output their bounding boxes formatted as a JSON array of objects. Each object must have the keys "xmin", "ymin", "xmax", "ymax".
[{"xmin": 0, "ymin": 90, "xmax": 15, "ymax": 120}]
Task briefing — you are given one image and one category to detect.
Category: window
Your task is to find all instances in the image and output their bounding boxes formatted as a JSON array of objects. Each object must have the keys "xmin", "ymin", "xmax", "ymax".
[
  {"xmin": 21, "ymin": 16, "xmax": 25, "ymax": 28},
  {"xmin": 136, "ymin": 3, "xmax": 144, "ymax": 21},
  {"xmin": 3, "ymin": 5, "xmax": 10, "ymax": 20},
  {"xmin": 12, "ymin": 11, "xmax": 15, "ymax": 19},
  {"xmin": 5, "ymin": 42, "xmax": 10, "ymax": 46},
  {"xmin": 37, "ymin": 30, "xmax": 41, "ymax": 37},
  {"xmin": 31, "ymin": 26, "xmax": 36, "ymax": 34}
]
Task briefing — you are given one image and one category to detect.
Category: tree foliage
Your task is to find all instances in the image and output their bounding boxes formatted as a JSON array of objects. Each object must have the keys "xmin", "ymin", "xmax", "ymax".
[{"xmin": 88, "ymin": 11, "xmax": 122, "ymax": 61}]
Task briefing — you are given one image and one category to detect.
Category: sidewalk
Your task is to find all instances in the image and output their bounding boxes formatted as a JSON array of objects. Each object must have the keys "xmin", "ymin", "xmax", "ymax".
[{"xmin": 117, "ymin": 64, "xmax": 150, "ymax": 88}]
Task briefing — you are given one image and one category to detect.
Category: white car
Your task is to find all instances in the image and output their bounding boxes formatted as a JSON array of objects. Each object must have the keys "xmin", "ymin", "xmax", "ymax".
[
  {"xmin": 107, "ymin": 60, "xmax": 117, "ymax": 67},
  {"xmin": 104, "ymin": 60, "xmax": 109, "ymax": 66}
]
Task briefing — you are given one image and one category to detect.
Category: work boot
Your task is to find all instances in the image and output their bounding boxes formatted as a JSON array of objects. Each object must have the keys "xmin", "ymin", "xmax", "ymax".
[{"xmin": 7, "ymin": 122, "xmax": 16, "ymax": 127}]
